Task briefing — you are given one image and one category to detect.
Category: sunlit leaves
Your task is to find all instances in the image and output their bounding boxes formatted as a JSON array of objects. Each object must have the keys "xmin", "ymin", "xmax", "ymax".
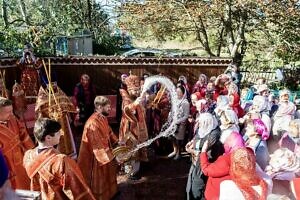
[
  {"xmin": 0, "ymin": 0, "xmax": 115, "ymax": 56},
  {"xmin": 118, "ymin": 0, "xmax": 299, "ymax": 68}
]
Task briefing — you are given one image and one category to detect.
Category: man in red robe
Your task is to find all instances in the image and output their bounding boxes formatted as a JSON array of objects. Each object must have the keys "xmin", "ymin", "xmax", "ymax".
[
  {"xmin": 119, "ymin": 74, "xmax": 148, "ymax": 180},
  {"xmin": 78, "ymin": 96, "xmax": 119, "ymax": 200},
  {"xmin": 23, "ymin": 118, "xmax": 95, "ymax": 200},
  {"xmin": 0, "ymin": 97, "xmax": 34, "ymax": 190}
]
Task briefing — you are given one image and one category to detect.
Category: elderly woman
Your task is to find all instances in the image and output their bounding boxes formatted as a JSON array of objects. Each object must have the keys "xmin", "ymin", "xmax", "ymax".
[
  {"xmin": 241, "ymin": 95, "xmax": 271, "ymax": 136},
  {"xmin": 219, "ymin": 148, "xmax": 270, "ymax": 200},
  {"xmin": 273, "ymin": 89, "xmax": 296, "ymax": 138},
  {"xmin": 214, "ymin": 95, "xmax": 231, "ymax": 119},
  {"xmin": 243, "ymin": 119, "xmax": 270, "ymax": 170},
  {"xmin": 266, "ymin": 148, "xmax": 300, "ymax": 199},
  {"xmin": 219, "ymin": 110, "xmax": 244, "ymax": 154},
  {"xmin": 279, "ymin": 119, "xmax": 300, "ymax": 155},
  {"xmin": 200, "ymin": 137, "xmax": 230, "ymax": 200},
  {"xmin": 185, "ymin": 113, "xmax": 220, "ymax": 200}
]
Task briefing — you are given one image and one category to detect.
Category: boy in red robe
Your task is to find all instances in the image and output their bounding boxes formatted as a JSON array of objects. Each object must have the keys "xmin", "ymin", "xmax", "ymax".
[{"xmin": 23, "ymin": 118, "xmax": 95, "ymax": 200}]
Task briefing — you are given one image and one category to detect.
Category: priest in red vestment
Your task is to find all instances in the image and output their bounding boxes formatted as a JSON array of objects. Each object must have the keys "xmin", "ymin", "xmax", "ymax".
[
  {"xmin": 0, "ymin": 97, "xmax": 34, "ymax": 190},
  {"xmin": 119, "ymin": 74, "xmax": 149, "ymax": 180},
  {"xmin": 78, "ymin": 96, "xmax": 119, "ymax": 200}
]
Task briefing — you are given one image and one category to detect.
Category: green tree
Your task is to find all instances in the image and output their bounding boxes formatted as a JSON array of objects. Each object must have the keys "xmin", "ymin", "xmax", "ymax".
[
  {"xmin": 117, "ymin": 0, "xmax": 300, "ymax": 68},
  {"xmin": 0, "ymin": 0, "xmax": 118, "ymax": 56}
]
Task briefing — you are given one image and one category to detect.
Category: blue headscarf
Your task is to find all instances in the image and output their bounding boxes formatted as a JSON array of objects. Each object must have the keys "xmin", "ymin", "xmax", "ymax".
[{"xmin": 0, "ymin": 150, "xmax": 8, "ymax": 187}]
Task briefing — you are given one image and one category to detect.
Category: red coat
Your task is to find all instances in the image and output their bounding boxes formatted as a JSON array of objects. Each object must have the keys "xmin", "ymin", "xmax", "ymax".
[
  {"xmin": 200, "ymin": 152, "xmax": 231, "ymax": 200},
  {"xmin": 292, "ymin": 178, "xmax": 300, "ymax": 199}
]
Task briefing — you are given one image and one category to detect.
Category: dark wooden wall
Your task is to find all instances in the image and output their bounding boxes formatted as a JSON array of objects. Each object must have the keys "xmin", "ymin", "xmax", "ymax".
[
  {"xmin": 51, "ymin": 64, "xmax": 226, "ymax": 96},
  {"xmin": 1, "ymin": 57, "xmax": 230, "ymax": 96}
]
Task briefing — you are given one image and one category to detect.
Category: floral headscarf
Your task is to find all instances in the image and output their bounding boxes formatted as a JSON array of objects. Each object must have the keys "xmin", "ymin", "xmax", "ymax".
[
  {"xmin": 231, "ymin": 148, "xmax": 268, "ymax": 200},
  {"xmin": 266, "ymin": 148, "xmax": 300, "ymax": 178}
]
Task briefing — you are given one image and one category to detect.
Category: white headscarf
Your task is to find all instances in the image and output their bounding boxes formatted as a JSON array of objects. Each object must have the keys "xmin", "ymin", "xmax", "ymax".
[
  {"xmin": 214, "ymin": 95, "xmax": 230, "ymax": 116},
  {"xmin": 196, "ymin": 99, "xmax": 208, "ymax": 113},
  {"xmin": 220, "ymin": 109, "xmax": 239, "ymax": 131},
  {"xmin": 252, "ymin": 95, "xmax": 268, "ymax": 113},
  {"xmin": 197, "ymin": 113, "xmax": 218, "ymax": 138}
]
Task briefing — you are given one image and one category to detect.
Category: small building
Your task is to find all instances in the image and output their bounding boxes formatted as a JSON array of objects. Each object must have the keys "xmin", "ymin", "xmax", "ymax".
[{"xmin": 56, "ymin": 33, "xmax": 93, "ymax": 56}]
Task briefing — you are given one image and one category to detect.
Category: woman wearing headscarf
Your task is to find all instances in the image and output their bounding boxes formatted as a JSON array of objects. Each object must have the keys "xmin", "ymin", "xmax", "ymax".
[
  {"xmin": 168, "ymin": 85, "xmax": 190, "ymax": 160},
  {"xmin": 219, "ymin": 109, "xmax": 244, "ymax": 154},
  {"xmin": 266, "ymin": 147, "xmax": 300, "ymax": 199},
  {"xmin": 187, "ymin": 92, "xmax": 203, "ymax": 141},
  {"xmin": 200, "ymin": 135, "xmax": 229, "ymax": 200},
  {"xmin": 273, "ymin": 89, "xmax": 296, "ymax": 138},
  {"xmin": 243, "ymin": 119, "xmax": 270, "ymax": 170},
  {"xmin": 245, "ymin": 95, "xmax": 271, "ymax": 136},
  {"xmin": 185, "ymin": 113, "xmax": 220, "ymax": 200},
  {"xmin": 279, "ymin": 119, "xmax": 300, "ymax": 155},
  {"xmin": 219, "ymin": 148, "xmax": 269, "ymax": 200},
  {"xmin": 228, "ymin": 82, "xmax": 245, "ymax": 118},
  {"xmin": 214, "ymin": 95, "xmax": 231, "ymax": 120},
  {"xmin": 192, "ymin": 74, "xmax": 207, "ymax": 96}
]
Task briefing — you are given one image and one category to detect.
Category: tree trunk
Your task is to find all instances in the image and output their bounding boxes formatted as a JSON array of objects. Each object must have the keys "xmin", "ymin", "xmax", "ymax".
[
  {"xmin": 230, "ymin": 10, "xmax": 247, "ymax": 68},
  {"xmin": 2, "ymin": 0, "xmax": 8, "ymax": 28},
  {"xmin": 87, "ymin": 0, "xmax": 92, "ymax": 29}
]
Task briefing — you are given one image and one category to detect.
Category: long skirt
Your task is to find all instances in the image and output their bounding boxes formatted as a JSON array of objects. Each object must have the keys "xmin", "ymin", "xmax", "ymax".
[{"xmin": 186, "ymin": 162, "xmax": 207, "ymax": 200}]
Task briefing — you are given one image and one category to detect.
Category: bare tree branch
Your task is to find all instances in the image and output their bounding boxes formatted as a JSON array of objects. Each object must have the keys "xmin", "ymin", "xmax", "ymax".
[{"xmin": 18, "ymin": 0, "xmax": 30, "ymax": 25}]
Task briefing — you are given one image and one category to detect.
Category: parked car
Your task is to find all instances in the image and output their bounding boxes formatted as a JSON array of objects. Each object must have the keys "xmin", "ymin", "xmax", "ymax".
[
  {"xmin": 121, "ymin": 48, "xmax": 193, "ymax": 57},
  {"xmin": 0, "ymin": 49, "xmax": 5, "ymax": 56}
]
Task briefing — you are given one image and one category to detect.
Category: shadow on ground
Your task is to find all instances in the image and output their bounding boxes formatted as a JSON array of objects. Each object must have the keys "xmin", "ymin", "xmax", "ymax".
[{"xmin": 116, "ymin": 154, "xmax": 190, "ymax": 200}]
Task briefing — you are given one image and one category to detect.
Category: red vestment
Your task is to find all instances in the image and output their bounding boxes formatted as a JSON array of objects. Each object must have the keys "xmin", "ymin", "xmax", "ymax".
[
  {"xmin": 0, "ymin": 115, "xmax": 34, "ymax": 190},
  {"xmin": 23, "ymin": 147, "xmax": 95, "ymax": 200},
  {"xmin": 78, "ymin": 113, "xmax": 118, "ymax": 200},
  {"xmin": 119, "ymin": 89, "xmax": 148, "ymax": 161},
  {"xmin": 35, "ymin": 86, "xmax": 77, "ymax": 157}
]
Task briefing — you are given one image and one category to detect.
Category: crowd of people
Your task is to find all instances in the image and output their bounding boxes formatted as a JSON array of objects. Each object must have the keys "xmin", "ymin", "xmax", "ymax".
[{"xmin": 0, "ymin": 58, "xmax": 300, "ymax": 200}]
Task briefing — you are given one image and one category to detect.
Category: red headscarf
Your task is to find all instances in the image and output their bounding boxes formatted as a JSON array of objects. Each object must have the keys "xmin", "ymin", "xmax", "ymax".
[
  {"xmin": 193, "ymin": 92, "xmax": 203, "ymax": 100},
  {"xmin": 230, "ymin": 148, "xmax": 268, "ymax": 200},
  {"xmin": 229, "ymin": 93, "xmax": 245, "ymax": 118}
]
